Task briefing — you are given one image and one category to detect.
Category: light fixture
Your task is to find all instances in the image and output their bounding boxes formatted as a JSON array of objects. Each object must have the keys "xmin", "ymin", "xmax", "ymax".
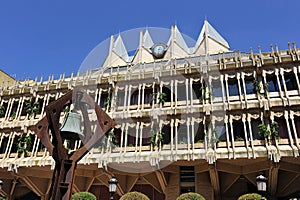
[
  {"xmin": 0, "ymin": 179, "xmax": 3, "ymax": 190},
  {"xmin": 108, "ymin": 176, "xmax": 118, "ymax": 200},
  {"xmin": 256, "ymin": 174, "xmax": 267, "ymax": 192}
]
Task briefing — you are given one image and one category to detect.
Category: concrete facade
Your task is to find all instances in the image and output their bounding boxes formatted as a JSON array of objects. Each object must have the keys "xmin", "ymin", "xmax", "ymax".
[{"xmin": 0, "ymin": 21, "xmax": 300, "ymax": 199}]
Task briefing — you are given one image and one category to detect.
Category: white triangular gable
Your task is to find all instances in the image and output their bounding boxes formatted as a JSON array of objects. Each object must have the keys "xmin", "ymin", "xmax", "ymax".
[
  {"xmin": 165, "ymin": 25, "xmax": 190, "ymax": 59},
  {"xmin": 102, "ymin": 35, "xmax": 128, "ymax": 68},
  {"xmin": 114, "ymin": 34, "xmax": 129, "ymax": 61},
  {"xmin": 194, "ymin": 20, "xmax": 230, "ymax": 55},
  {"xmin": 143, "ymin": 29, "xmax": 154, "ymax": 49},
  {"xmin": 132, "ymin": 30, "xmax": 154, "ymax": 64}
]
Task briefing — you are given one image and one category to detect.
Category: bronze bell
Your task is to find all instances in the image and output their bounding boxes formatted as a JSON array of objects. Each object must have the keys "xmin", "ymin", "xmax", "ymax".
[{"xmin": 60, "ymin": 112, "xmax": 84, "ymax": 140}]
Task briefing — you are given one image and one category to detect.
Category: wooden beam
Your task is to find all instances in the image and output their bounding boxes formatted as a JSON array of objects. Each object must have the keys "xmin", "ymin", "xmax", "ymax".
[
  {"xmin": 217, "ymin": 161, "xmax": 270, "ymax": 175},
  {"xmin": 221, "ymin": 175, "xmax": 239, "ymax": 194},
  {"xmin": 143, "ymin": 173, "xmax": 163, "ymax": 193},
  {"xmin": 195, "ymin": 163, "xmax": 209, "ymax": 174},
  {"xmin": 125, "ymin": 176, "xmax": 138, "ymax": 193},
  {"xmin": 209, "ymin": 164, "xmax": 220, "ymax": 199},
  {"xmin": 280, "ymin": 162, "xmax": 300, "ymax": 173},
  {"xmin": 278, "ymin": 174, "xmax": 300, "ymax": 195},
  {"xmin": 217, "ymin": 162, "xmax": 241, "ymax": 174},
  {"xmin": 74, "ymin": 177, "xmax": 95, "ymax": 192},
  {"xmin": 0, "ymin": 189, "xmax": 8, "ymax": 198},
  {"xmin": 113, "ymin": 174, "xmax": 125, "ymax": 196},
  {"xmin": 244, "ymin": 174, "xmax": 256, "ymax": 186},
  {"xmin": 72, "ymin": 184, "xmax": 80, "ymax": 193},
  {"xmin": 268, "ymin": 162, "xmax": 279, "ymax": 196},
  {"xmin": 86, "ymin": 177, "xmax": 95, "ymax": 192},
  {"xmin": 155, "ymin": 170, "xmax": 167, "ymax": 193},
  {"xmin": 9, "ymin": 179, "xmax": 18, "ymax": 200},
  {"xmin": 162, "ymin": 165, "xmax": 178, "ymax": 173},
  {"xmin": 242, "ymin": 161, "xmax": 270, "ymax": 174}
]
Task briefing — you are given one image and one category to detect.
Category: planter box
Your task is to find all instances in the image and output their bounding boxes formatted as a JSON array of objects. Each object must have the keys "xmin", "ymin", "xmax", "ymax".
[
  {"xmin": 217, "ymin": 141, "xmax": 228, "ymax": 148},
  {"xmin": 277, "ymin": 138, "xmax": 289, "ymax": 145},
  {"xmin": 252, "ymin": 140, "xmax": 266, "ymax": 146},
  {"xmin": 234, "ymin": 141, "xmax": 246, "ymax": 147},
  {"xmin": 194, "ymin": 143, "xmax": 205, "ymax": 149}
]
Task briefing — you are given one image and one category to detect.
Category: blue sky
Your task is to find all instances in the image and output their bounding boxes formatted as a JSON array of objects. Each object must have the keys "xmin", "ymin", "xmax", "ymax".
[{"xmin": 0, "ymin": 0, "xmax": 300, "ymax": 80}]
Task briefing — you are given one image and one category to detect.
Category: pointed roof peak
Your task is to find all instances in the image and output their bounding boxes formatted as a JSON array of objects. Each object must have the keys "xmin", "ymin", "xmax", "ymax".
[
  {"xmin": 113, "ymin": 34, "xmax": 129, "ymax": 61},
  {"xmin": 143, "ymin": 29, "xmax": 154, "ymax": 49},
  {"xmin": 168, "ymin": 25, "xmax": 190, "ymax": 52},
  {"xmin": 196, "ymin": 20, "xmax": 230, "ymax": 49}
]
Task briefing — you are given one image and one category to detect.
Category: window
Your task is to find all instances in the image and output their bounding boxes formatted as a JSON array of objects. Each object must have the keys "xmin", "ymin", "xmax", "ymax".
[
  {"xmin": 244, "ymin": 77, "xmax": 255, "ymax": 95},
  {"xmin": 162, "ymin": 86, "xmax": 172, "ymax": 103},
  {"xmin": 192, "ymin": 81, "xmax": 202, "ymax": 100},
  {"xmin": 215, "ymin": 121, "xmax": 226, "ymax": 141},
  {"xmin": 294, "ymin": 115, "xmax": 300, "ymax": 138},
  {"xmin": 212, "ymin": 80, "xmax": 223, "ymax": 98},
  {"xmin": 232, "ymin": 120, "xmax": 245, "ymax": 141},
  {"xmin": 178, "ymin": 124, "xmax": 188, "ymax": 144},
  {"xmin": 100, "ymin": 93, "xmax": 109, "ymax": 108},
  {"xmin": 284, "ymin": 73, "xmax": 298, "ymax": 91},
  {"xmin": 127, "ymin": 126, "xmax": 137, "ymax": 146},
  {"xmin": 177, "ymin": 83, "xmax": 186, "ymax": 101},
  {"xmin": 228, "ymin": 78, "xmax": 239, "ymax": 96},
  {"xmin": 251, "ymin": 119, "xmax": 263, "ymax": 140},
  {"xmin": 117, "ymin": 91, "xmax": 125, "ymax": 107},
  {"xmin": 141, "ymin": 126, "xmax": 151, "ymax": 145},
  {"xmin": 275, "ymin": 117, "xmax": 288, "ymax": 139},
  {"xmin": 0, "ymin": 136, "xmax": 8, "ymax": 154},
  {"xmin": 144, "ymin": 88, "xmax": 154, "ymax": 104},
  {"xmin": 194, "ymin": 123, "xmax": 205, "ymax": 143},
  {"xmin": 266, "ymin": 74, "xmax": 279, "ymax": 92},
  {"xmin": 161, "ymin": 124, "xmax": 172, "ymax": 144}
]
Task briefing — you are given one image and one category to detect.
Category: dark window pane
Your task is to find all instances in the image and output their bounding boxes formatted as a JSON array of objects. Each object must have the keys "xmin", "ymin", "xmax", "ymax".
[
  {"xmin": 228, "ymin": 79, "xmax": 239, "ymax": 96},
  {"xmin": 267, "ymin": 75, "xmax": 279, "ymax": 92},
  {"xmin": 284, "ymin": 73, "xmax": 298, "ymax": 91},
  {"xmin": 245, "ymin": 77, "xmax": 255, "ymax": 94}
]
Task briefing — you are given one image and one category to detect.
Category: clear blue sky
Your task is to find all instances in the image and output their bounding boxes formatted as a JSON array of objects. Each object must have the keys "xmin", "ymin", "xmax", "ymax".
[{"xmin": 1, "ymin": 0, "xmax": 300, "ymax": 80}]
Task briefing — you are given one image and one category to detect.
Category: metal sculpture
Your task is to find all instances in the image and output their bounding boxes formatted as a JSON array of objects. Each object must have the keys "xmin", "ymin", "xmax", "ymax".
[{"xmin": 30, "ymin": 89, "xmax": 115, "ymax": 200}]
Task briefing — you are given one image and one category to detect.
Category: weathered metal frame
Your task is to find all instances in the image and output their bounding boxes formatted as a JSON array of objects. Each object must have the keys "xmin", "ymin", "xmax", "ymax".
[{"xmin": 31, "ymin": 89, "xmax": 115, "ymax": 200}]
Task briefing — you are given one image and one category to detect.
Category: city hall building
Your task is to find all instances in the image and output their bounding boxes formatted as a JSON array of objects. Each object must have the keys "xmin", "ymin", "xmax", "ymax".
[{"xmin": 1, "ymin": 20, "xmax": 300, "ymax": 200}]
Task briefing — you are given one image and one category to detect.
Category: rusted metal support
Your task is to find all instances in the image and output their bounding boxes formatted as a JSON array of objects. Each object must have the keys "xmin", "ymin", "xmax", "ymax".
[{"xmin": 31, "ymin": 89, "xmax": 115, "ymax": 200}]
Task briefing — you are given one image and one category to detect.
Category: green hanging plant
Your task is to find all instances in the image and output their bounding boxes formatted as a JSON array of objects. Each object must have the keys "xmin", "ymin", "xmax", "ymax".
[
  {"xmin": 157, "ymin": 131, "xmax": 164, "ymax": 143},
  {"xmin": 270, "ymin": 121, "xmax": 280, "ymax": 139},
  {"xmin": 258, "ymin": 121, "xmax": 279, "ymax": 140},
  {"xmin": 152, "ymin": 92, "xmax": 157, "ymax": 104},
  {"xmin": 235, "ymin": 136, "xmax": 244, "ymax": 141},
  {"xmin": 158, "ymin": 92, "xmax": 167, "ymax": 105},
  {"xmin": 109, "ymin": 129, "xmax": 118, "ymax": 146},
  {"xmin": 11, "ymin": 111, "xmax": 17, "ymax": 119},
  {"xmin": 252, "ymin": 80, "xmax": 261, "ymax": 94},
  {"xmin": 258, "ymin": 124, "xmax": 271, "ymax": 138},
  {"xmin": 199, "ymin": 83, "xmax": 206, "ymax": 101},
  {"xmin": 149, "ymin": 129, "xmax": 164, "ymax": 147},
  {"xmin": 211, "ymin": 129, "xmax": 219, "ymax": 145},
  {"xmin": 0, "ymin": 105, "xmax": 6, "ymax": 118},
  {"xmin": 104, "ymin": 96, "xmax": 111, "ymax": 111},
  {"xmin": 199, "ymin": 83, "xmax": 213, "ymax": 103},
  {"xmin": 17, "ymin": 135, "xmax": 32, "ymax": 156},
  {"xmin": 25, "ymin": 101, "xmax": 40, "ymax": 117},
  {"xmin": 150, "ymin": 129, "xmax": 156, "ymax": 147},
  {"xmin": 63, "ymin": 104, "xmax": 70, "ymax": 113}
]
